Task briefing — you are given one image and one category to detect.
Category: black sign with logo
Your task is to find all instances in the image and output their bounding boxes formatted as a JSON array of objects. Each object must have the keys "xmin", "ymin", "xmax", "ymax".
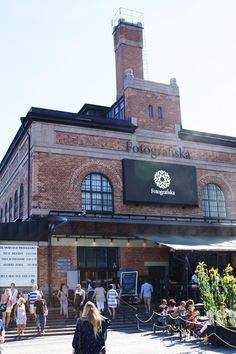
[{"xmin": 122, "ymin": 159, "xmax": 198, "ymax": 206}]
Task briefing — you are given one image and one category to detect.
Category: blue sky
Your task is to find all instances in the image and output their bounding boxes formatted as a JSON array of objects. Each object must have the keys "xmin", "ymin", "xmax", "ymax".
[{"xmin": 1, "ymin": 0, "xmax": 236, "ymax": 161}]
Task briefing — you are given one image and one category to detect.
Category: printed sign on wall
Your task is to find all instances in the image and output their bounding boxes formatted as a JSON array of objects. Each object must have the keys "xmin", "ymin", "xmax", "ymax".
[
  {"xmin": 122, "ymin": 159, "xmax": 198, "ymax": 206},
  {"xmin": 120, "ymin": 271, "xmax": 138, "ymax": 296},
  {"xmin": 0, "ymin": 244, "xmax": 38, "ymax": 286}
]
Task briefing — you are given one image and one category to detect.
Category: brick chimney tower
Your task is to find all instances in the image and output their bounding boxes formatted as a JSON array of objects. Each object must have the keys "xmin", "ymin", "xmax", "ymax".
[{"xmin": 112, "ymin": 10, "xmax": 144, "ymax": 99}]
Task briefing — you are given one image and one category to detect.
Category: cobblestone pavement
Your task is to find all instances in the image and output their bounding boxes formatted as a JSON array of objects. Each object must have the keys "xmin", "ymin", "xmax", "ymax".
[{"xmin": 2, "ymin": 329, "xmax": 236, "ymax": 354}]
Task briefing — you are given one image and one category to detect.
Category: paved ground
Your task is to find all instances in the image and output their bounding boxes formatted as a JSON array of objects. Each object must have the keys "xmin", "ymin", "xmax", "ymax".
[{"xmin": 2, "ymin": 329, "xmax": 236, "ymax": 354}]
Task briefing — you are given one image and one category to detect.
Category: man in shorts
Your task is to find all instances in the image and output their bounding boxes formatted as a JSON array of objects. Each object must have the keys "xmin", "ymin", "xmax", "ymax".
[
  {"xmin": 28, "ymin": 284, "xmax": 40, "ymax": 319},
  {"xmin": 140, "ymin": 279, "xmax": 153, "ymax": 314}
]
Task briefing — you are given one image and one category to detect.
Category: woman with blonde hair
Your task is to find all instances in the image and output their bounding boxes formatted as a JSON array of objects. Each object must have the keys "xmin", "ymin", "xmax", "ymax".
[
  {"xmin": 72, "ymin": 301, "xmax": 109, "ymax": 354},
  {"xmin": 0, "ymin": 288, "xmax": 13, "ymax": 329},
  {"xmin": 14, "ymin": 297, "xmax": 27, "ymax": 337}
]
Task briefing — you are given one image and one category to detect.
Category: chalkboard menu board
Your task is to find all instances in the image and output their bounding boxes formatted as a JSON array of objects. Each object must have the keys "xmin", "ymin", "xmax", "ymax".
[{"xmin": 120, "ymin": 271, "xmax": 138, "ymax": 296}]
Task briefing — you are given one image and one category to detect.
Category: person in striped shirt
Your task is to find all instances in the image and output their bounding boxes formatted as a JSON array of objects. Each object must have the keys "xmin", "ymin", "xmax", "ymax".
[{"xmin": 28, "ymin": 284, "xmax": 40, "ymax": 319}]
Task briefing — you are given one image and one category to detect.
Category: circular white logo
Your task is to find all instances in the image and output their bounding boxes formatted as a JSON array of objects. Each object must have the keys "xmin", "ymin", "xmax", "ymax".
[{"xmin": 154, "ymin": 170, "xmax": 171, "ymax": 189}]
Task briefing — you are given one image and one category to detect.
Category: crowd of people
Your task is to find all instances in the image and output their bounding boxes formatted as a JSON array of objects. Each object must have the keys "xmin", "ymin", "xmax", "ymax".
[
  {"xmin": 0, "ymin": 277, "xmax": 211, "ymax": 353},
  {"xmin": 72, "ymin": 281, "xmax": 119, "ymax": 321},
  {"xmin": 0, "ymin": 282, "xmax": 48, "ymax": 340},
  {"xmin": 156, "ymin": 297, "xmax": 208, "ymax": 337}
]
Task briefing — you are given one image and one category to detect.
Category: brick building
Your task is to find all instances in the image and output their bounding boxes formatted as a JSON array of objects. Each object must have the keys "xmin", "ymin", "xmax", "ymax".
[{"xmin": 1, "ymin": 11, "xmax": 236, "ymax": 302}]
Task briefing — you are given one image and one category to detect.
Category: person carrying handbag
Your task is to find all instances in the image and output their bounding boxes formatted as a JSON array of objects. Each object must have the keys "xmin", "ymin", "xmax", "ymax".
[
  {"xmin": 72, "ymin": 301, "xmax": 109, "ymax": 354},
  {"xmin": 34, "ymin": 293, "xmax": 47, "ymax": 335},
  {"xmin": 0, "ymin": 288, "xmax": 13, "ymax": 329}
]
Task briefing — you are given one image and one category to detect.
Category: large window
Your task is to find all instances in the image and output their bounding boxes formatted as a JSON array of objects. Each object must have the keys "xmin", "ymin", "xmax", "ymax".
[
  {"xmin": 81, "ymin": 173, "xmax": 113, "ymax": 212},
  {"xmin": 78, "ymin": 247, "xmax": 119, "ymax": 269},
  {"xmin": 202, "ymin": 183, "xmax": 226, "ymax": 218}
]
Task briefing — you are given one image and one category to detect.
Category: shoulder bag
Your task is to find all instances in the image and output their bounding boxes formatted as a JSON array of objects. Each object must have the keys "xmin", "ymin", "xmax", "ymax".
[
  {"xmin": 0, "ymin": 304, "xmax": 6, "ymax": 313},
  {"xmin": 43, "ymin": 300, "xmax": 48, "ymax": 316}
]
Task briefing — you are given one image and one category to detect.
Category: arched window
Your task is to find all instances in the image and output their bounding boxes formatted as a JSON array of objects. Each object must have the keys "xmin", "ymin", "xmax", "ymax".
[
  {"xmin": 0, "ymin": 208, "xmax": 3, "ymax": 223},
  {"xmin": 9, "ymin": 198, "xmax": 12, "ymax": 222},
  {"xmin": 157, "ymin": 106, "xmax": 163, "ymax": 119},
  {"xmin": 148, "ymin": 105, "xmax": 153, "ymax": 118},
  {"xmin": 5, "ymin": 202, "xmax": 8, "ymax": 223},
  {"xmin": 14, "ymin": 190, "xmax": 18, "ymax": 220},
  {"xmin": 19, "ymin": 184, "xmax": 24, "ymax": 219},
  {"xmin": 81, "ymin": 173, "xmax": 113, "ymax": 212},
  {"xmin": 202, "ymin": 183, "xmax": 226, "ymax": 218}
]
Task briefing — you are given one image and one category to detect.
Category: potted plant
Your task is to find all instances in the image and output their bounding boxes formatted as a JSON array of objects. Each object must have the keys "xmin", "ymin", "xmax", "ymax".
[{"xmin": 196, "ymin": 262, "xmax": 236, "ymax": 347}]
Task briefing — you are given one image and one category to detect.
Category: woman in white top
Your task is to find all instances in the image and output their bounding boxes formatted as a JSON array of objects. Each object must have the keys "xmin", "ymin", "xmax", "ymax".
[
  {"xmin": 107, "ymin": 284, "xmax": 119, "ymax": 320},
  {"xmin": 93, "ymin": 282, "xmax": 106, "ymax": 313},
  {"xmin": 14, "ymin": 297, "xmax": 27, "ymax": 337},
  {"xmin": 57, "ymin": 283, "xmax": 69, "ymax": 318}
]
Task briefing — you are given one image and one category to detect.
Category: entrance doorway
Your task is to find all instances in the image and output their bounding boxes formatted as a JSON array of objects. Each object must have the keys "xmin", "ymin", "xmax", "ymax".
[
  {"xmin": 77, "ymin": 246, "xmax": 119, "ymax": 290},
  {"xmin": 80, "ymin": 270, "xmax": 117, "ymax": 291},
  {"xmin": 148, "ymin": 266, "xmax": 168, "ymax": 302}
]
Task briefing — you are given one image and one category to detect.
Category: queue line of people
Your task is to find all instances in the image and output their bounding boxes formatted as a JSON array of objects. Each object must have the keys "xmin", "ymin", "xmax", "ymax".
[{"xmin": 73, "ymin": 282, "xmax": 119, "ymax": 321}]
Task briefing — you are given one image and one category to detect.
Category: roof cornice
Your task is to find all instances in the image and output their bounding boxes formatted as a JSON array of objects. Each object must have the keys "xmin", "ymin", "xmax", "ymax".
[{"xmin": 179, "ymin": 128, "xmax": 236, "ymax": 148}]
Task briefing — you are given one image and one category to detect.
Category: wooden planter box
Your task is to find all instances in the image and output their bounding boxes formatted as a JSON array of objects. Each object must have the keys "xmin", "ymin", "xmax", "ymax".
[{"xmin": 207, "ymin": 325, "xmax": 236, "ymax": 347}]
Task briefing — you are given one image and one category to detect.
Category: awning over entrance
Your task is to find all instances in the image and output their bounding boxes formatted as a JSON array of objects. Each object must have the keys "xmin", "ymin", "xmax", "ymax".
[
  {"xmin": 135, "ymin": 234, "xmax": 236, "ymax": 251},
  {"xmin": 0, "ymin": 219, "xmax": 49, "ymax": 241}
]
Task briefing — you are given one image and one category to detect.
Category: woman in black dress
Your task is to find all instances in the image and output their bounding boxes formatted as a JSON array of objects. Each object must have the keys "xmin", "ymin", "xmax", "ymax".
[
  {"xmin": 74, "ymin": 284, "xmax": 86, "ymax": 319},
  {"xmin": 72, "ymin": 301, "xmax": 109, "ymax": 354}
]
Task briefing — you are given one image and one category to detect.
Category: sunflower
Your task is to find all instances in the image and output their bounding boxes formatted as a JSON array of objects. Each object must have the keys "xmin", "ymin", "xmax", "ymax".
[
  {"xmin": 232, "ymin": 284, "xmax": 236, "ymax": 293},
  {"xmin": 209, "ymin": 267, "xmax": 218, "ymax": 277},
  {"xmin": 223, "ymin": 275, "xmax": 230, "ymax": 283},
  {"xmin": 225, "ymin": 264, "xmax": 234, "ymax": 274}
]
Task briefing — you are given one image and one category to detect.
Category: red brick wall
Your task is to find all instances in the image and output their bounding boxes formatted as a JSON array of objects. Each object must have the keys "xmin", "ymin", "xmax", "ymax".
[
  {"xmin": 125, "ymin": 87, "xmax": 182, "ymax": 132},
  {"xmin": 31, "ymin": 150, "xmax": 236, "ymax": 218},
  {"xmin": 120, "ymin": 246, "xmax": 169, "ymax": 276}
]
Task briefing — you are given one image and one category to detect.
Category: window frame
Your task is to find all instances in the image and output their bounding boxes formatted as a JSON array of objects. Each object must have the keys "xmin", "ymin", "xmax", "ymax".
[
  {"xmin": 81, "ymin": 173, "xmax": 114, "ymax": 213},
  {"xmin": 202, "ymin": 183, "xmax": 227, "ymax": 218},
  {"xmin": 9, "ymin": 198, "xmax": 12, "ymax": 222},
  {"xmin": 14, "ymin": 190, "xmax": 18, "ymax": 220},
  {"xmin": 4, "ymin": 202, "xmax": 8, "ymax": 223},
  {"xmin": 19, "ymin": 184, "xmax": 24, "ymax": 219},
  {"xmin": 148, "ymin": 104, "xmax": 153, "ymax": 118},
  {"xmin": 157, "ymin": 106, "xmax": 163, "ymax": 119}
]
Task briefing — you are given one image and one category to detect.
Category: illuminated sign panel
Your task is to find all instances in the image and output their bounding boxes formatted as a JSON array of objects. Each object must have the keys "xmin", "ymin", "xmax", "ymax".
[{"xmin": 122, "ymin": 159, "xmax": 198, "ymax": 206}]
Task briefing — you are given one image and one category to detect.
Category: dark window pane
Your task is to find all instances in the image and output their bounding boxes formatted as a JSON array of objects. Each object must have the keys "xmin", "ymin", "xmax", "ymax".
[
  {"xmin": 19, "ymin": 184, "xmax": 24, "ymax": 219},
  {"xmin": 107, "ymin": 248, "xmax": 118, "ymax": 268},
  {"xmin": 9, "ymin": 198, "xmax": 12, "ymax": 222},
  {"xmin": 81, "ymin": 173, "xmax": 113, "ymax": 213},
  {"xmin": 97, "ymin": 248, "xmax": 107, "ymax": 267},
  {"xmin": 86, "ymin": 248, "xmax": 96, "ymax": 267},
  {"xmin": 158, "ymin": 106, "xmax": 163, "ymax": 119},
  {"xmin": 148, "ymin": 105, "xmax": 153, "ymax": 118},
  {"xmin": 202, "ymin": 183, "xmax": 226, "ymax": 218},
  {"xmin": 14, "ymin": 190, "xmax": 18, "ymax": 220}
]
